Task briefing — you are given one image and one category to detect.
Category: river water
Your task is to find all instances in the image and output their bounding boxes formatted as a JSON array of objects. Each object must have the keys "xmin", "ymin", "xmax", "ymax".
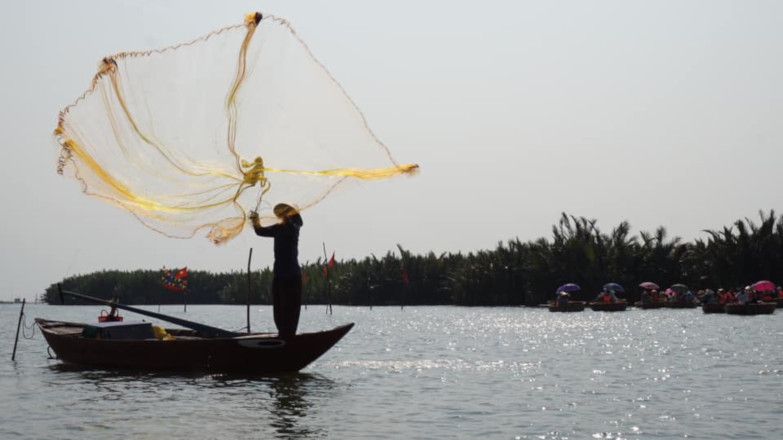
[{"xmin": 1, "ymin": 303, "xmax": 781, "ymax": 439}]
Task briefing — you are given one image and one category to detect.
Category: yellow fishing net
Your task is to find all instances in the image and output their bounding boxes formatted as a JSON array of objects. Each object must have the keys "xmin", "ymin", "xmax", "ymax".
[{"xmin": 55, "ymin": 12, "xmax": 418, "ymax": 244}]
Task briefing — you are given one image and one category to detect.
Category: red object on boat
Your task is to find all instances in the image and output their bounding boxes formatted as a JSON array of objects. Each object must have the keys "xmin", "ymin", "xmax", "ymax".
[{"xmin": 98, "ymin": 309, "xmax": 123, "ymax": 322}]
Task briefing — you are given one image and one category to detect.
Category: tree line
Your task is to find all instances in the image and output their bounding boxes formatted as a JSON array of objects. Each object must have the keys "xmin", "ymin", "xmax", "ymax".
[{"xmin": 42, "ymin": 211, "xmax": 783, "ymax": 307}]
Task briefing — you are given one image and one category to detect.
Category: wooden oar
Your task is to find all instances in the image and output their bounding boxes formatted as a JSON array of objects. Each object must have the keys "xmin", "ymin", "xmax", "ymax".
[{"xmin": 58, "ymin": 285, "xmax": 242, "ymax": 338}]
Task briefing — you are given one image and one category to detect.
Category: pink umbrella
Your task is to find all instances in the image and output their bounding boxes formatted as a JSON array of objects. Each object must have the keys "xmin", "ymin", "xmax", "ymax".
[
  {"xmin": 639, "ymin": 281, "xmax": 659, "ymax": 290},
  {"xmin": 752, "ymin": 280, "xmax": 776, "ymax": 292}
]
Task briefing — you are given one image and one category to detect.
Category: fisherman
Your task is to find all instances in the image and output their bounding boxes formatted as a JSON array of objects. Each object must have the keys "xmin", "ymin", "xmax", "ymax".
[{"xmin": 249, "ymin": 204, "xmax": 304, "ymax": 339}]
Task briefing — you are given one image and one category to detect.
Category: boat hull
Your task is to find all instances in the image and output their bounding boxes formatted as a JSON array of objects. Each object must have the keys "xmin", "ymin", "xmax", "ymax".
[
  {"xmin": 36, "ymin": 318, "xmax": 353, "ymax": 374},
  {"xmin": 701, "ymin": 303, "xmax": 726, "ymax": 314},
  {"xmin": 634, "ymin": 301, "xmax": 666, "ymax": 309},
  {"xmin": 589, "ymin": 302, "xmax": 628, "ymax": 312},
  {"xmin": 724, "ymin": 303, "xmax": 776, "ymax": 316},
  {"xmin": 663, "ymin": 302, "xmax": 699, "ymax": 309},
  {"xmin": 547, "ymin": 301, "xmax": 586, "ymax": 312}
]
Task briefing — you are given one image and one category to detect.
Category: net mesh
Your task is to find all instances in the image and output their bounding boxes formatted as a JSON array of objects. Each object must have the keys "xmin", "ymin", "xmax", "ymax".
[{"xmin": 55, "ymin": 12, "xmax": 418, "ymax": 244}]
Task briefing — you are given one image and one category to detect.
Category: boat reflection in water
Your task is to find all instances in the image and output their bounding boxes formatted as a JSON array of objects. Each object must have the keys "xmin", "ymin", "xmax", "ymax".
[
  {"xmin": 44, "ymin": 364, "xmax": 334, "ymax": 439},
  {"xmin": 266, "ymin": 374, "xmax": 334, "ymax": 438}
]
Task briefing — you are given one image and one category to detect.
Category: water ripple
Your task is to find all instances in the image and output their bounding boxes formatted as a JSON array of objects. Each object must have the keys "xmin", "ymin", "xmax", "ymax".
[{"xmin": 2, "ymin": 304, "xmax": 782, "ymax": 439}]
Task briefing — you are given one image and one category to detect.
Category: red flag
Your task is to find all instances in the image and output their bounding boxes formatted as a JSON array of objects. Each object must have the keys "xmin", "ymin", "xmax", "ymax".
[
  {"xmin": 161, "ymin": 266, "xmax": 188, "ymax": 292},
  {"xmin": 402, "ymin": 266, "xmax": 409, "ymax": 285},
  {"xmin": 323, "ymin": 252, "xmax": 336, "ymax": 276},
  {"xmin": 174, "ymin": 267, "xmax": 188, "ymax": 279}
]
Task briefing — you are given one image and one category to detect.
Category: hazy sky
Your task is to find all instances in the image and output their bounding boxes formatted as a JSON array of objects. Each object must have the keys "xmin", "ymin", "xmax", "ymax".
[{"xmin": 2, "ymin": 0, "xmax": 781, "ymax": 301}]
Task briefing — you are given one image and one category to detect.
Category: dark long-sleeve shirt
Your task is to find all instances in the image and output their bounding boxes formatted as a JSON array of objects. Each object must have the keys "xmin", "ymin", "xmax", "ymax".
[{"xmin": 254, "ymin": 216, "xmax": 302, "ymax": 278}]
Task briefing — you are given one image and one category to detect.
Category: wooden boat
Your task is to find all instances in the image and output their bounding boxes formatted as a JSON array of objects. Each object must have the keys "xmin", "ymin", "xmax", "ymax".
[
  {"xmin": 588, "ymin": 301, "xmax": 628, "ymax": 312},
  {"xmin": 37, "ymin": 287, "xmax": 354, "ymax": 374},
  {"xmin": 634, "ymin": 301, "xmax": 666, "ymax": 309},
  {"xmin": 547, "ymin": 300, "xmax": 586, "ymax": 312},
  {"xmin": 724, "ymin": 302, "xmax": 776, "ymax": 316},
  {"xmin": 36, "ymin": 318, "xmax": 353, "ymax": 374},
  {"xmin": 663, "ymin": 301, "xmax": 699, "ymax": 309},
  {"xmin": 701, "ymin": 303, "xmax": 726, "ymax": 314}
]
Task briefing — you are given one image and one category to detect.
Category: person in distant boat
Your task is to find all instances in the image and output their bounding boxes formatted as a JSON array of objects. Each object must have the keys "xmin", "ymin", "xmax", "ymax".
[
  {"xmin": 249, "ymin": 203, "xmax": 304, "ymax": 340},
  {"xmin": 735, "ymin": 286, "xmax": 750, "ymax": 305},
  {"xmin": 701, "ymin": 289, "xmax": 716, "ymax": 304},
  {"xmin": 595, "ymin": 290, "xmax": 615, "ymax": 303},
  {"xmin": 726, "ymin": 288, "xmax": 736, "ymax": 303},
  {"xmin": 557, "ymin": 291, "xmax": 570, "ymax": 308}
]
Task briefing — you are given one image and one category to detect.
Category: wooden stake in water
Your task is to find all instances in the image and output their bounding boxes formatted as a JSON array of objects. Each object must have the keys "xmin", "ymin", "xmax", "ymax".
[{"xmin": 12, "ymin": 299, "xmax": 26, "ymax": 361}]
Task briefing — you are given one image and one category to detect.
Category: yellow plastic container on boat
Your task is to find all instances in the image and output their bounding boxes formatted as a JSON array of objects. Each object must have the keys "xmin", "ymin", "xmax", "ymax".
[{"xmin": 152, "ymin": 326, "xmax": 175, "ymax": 341}]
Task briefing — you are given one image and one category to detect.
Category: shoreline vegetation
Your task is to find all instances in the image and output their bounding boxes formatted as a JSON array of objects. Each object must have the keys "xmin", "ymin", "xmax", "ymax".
[{"xmin": 42, "ymin": 211, "xmax": 783, "ymax": 307}]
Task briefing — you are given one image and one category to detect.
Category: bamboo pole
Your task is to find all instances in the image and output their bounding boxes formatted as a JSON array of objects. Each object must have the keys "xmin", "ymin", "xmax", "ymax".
[
  {"xmin": 12, "ymin": 299, "xmax": 26, "ymax": 361},
  {"xmin": 323, "ymin": 242, "xmax": 332, "ymax": 315},
  {"xmin": 247, "ymin": 247, "xmax": 253, "ymax": 333},
  {"xmin": 59, "ymin": 286, "xmax": 240, "ymax": 338}
]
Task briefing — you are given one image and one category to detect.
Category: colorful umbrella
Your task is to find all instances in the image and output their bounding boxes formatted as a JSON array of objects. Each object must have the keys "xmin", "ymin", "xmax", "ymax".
[
  {"xmin": 752, "ymin": 280, "xmax": 776, "ymax": 292},
  {"xmin": 669, "ymin": 283, "xmax": 689, "ymax": 295},
  {"xmin": 555, "ymin": 283, "xmax": 581, "ymax": 294},
  {"xmin": 603, "ymin": 282, "xmax": 624, "ymax": 293},
  {"xmin": 639, "ymin": 281, "xmax": 659, "ymax": 290}
]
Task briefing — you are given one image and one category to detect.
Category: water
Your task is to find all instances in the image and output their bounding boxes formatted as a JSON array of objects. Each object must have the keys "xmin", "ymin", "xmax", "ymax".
[{"xmin": 2, "ymin": 304, "xmax": 782, "ymax": 439}]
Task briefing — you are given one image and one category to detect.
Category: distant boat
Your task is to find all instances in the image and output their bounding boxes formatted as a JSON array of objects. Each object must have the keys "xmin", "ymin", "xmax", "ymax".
[
  {"xmin": 634, "ymin": 301, "xmax": 666, "ymax": 309},
  {"xmin": 589, "ymin": 301, "xmax": 628, "ymax": 312},
  {"xmin": 724, "ymin": 303, "xmax": 776, "ymax": 316},
  {"xmin": 663, "ymin": 301, "xmax": 699, "ymax": 309},
  {"xmin": 701, "ymin": 303, "xmax": 726, "ymax": 314},
  {"xmin": 547, "ymin": 300, "xmax": 586, "ymax": 312}
]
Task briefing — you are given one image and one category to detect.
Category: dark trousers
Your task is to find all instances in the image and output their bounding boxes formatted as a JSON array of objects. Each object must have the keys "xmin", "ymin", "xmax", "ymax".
[{"xmin": 272, "ymin": 275, "xmax": 302, "ymax": 339}]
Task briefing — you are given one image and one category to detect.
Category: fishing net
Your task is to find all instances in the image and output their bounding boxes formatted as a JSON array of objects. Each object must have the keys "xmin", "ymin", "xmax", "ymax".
[{"xmin": 55, "ymin": 12, "xmax": 418, "ymax": 244}]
